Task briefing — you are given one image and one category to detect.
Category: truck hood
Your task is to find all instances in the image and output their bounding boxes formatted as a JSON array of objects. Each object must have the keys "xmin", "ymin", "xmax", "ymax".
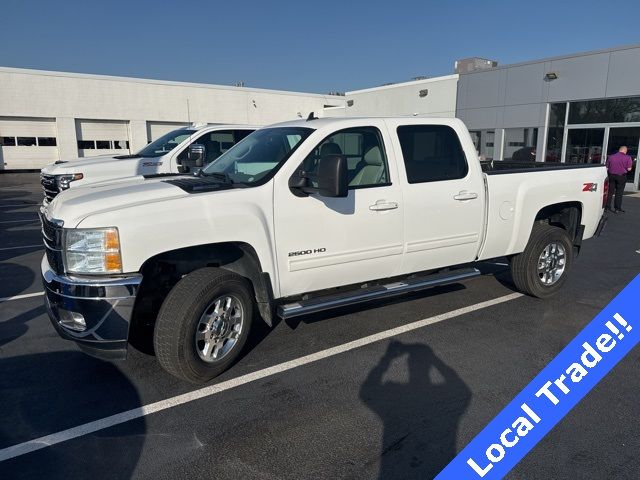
[
  {"xmin": 42, "ymin": 155, "xmax": 129, "ymax": 173},
  {"xmin": 43, "ymin": 176, "xmax": 189, "ymax": 227},
  {"xmin": 40, "ymin": 154, "xmax": 166, "ymax": 178}
]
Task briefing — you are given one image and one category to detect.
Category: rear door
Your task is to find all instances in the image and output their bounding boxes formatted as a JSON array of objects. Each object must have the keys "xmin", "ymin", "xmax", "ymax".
[{"xmin": 387, "ymin": 119, "xmax": 485, "ymax": 273}]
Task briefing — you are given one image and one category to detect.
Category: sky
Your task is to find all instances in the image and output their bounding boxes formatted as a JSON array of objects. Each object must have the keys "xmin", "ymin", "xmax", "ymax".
[{"xmin": 0, "ymin": 0, "xmax": 638, "ymax": 94}]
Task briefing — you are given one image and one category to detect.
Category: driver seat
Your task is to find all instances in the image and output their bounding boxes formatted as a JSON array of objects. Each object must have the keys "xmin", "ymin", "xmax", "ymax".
[{"xmin": 349, "ymin": 146, "xmax": 385, "ymax": 186}]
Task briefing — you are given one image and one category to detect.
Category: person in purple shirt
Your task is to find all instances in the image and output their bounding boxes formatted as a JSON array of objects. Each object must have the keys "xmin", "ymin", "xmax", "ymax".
[{"xmin": 605, "ymin": 146, "xmax": 633, "ymax": 213}]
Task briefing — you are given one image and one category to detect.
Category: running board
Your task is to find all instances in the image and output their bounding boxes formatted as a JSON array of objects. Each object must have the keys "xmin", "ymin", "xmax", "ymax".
[{"xmin": 277, "ymin": 267, "xmax": 480, "ymax": 319}]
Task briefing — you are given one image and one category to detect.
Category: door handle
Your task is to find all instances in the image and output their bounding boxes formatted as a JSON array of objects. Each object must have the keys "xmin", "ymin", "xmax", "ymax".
[
  {"xmin": 369, "ymin": 200, "xmax": 399, "ymax": 211},
  {"xmin": 453, "ymin": 191, "xmax": 478, "ymax": 201}
]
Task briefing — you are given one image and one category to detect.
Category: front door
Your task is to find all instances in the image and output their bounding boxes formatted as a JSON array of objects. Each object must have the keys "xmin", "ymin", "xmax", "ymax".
[
  {"xmin": 606, "ymin": 127, "xmax": 640, "ymax": 192},
  {"xmin": 273, "ymin": 124, "xmax": 404, "ymax": 297}
]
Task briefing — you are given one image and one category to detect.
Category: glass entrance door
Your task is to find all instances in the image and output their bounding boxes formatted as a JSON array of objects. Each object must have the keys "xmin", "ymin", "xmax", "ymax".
[
  {"xmin": 565, "ymin": 128, "xmax": 605, "ymax": 164},
  {"xmin": 606, "ymin": 127, "xmax": 640, "ymax": 191}
]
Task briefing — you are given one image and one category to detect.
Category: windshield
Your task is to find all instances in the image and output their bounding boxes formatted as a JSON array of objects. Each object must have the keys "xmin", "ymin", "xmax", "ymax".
[
  {"xmin": 201, "ymin": 127, "xmax": 313, "ymax": 185},
  {"xmin": 137, "ymin": 129, "xmax": 196, "ymax": 158}
]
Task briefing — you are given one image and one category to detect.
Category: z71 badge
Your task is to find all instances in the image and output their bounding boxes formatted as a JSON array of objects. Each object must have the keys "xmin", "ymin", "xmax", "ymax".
[{"xmin": 288, "ymin": 247, "xmax": 326, "ymax": 257}]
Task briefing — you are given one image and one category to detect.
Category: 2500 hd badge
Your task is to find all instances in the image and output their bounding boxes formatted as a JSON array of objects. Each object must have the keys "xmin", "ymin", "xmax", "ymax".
[{"xmin": 288, "ymin": 247, "xmax": 327, "ymax": 257}]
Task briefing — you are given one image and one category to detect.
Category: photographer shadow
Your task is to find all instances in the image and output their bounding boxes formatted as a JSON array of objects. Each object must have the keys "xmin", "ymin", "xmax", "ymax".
[
  {"xmin": 360, "ymin": 340, "xmax": 471, "ymax": 480},
  {"xmin": 0, "ymin": 351, "xmax": 145, "ymax": 480}
]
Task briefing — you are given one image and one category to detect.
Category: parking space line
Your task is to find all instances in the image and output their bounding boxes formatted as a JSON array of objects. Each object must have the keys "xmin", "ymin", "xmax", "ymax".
[
  {"xmin": 0, "ymin": 244, "xmax": 42, "ymax": 251},
  {"xmin": 0, "ymin": 291, "xmax": 44, "ymax": 303},
  {"xmin": 0, "ymin": 291, "xmax": 523, "ymax": 461}
]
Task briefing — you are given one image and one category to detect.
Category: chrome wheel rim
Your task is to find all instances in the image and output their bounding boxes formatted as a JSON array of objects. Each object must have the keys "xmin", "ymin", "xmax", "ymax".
[
  {"xmin": 537, "ymin": 242, "xmax": 566, "ymax": 286},
  {"xmin": 195, "ymin": 295, "xmax": 244, "ymax": 363}
]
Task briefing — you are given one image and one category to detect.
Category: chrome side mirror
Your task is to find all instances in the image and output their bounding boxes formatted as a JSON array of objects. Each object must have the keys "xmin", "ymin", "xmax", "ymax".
[{"xmin": 188, "ymin": 144, "xmax": 206, "ymax": 167}]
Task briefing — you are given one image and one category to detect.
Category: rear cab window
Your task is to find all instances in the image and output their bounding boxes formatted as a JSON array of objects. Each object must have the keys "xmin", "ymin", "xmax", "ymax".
[{"xmin": 397, "ymin": 125, "xmax": 468, "ymax": 183}]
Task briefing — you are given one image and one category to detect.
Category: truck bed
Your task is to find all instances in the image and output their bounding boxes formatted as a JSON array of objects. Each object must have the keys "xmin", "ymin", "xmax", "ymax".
[
  {"xmin": 480, "ymin": 160, "xmax": 605, "ymax": 174},
  {"xmin": 478, "ymin": 162, "xmax": 607, "ymax": 260}
]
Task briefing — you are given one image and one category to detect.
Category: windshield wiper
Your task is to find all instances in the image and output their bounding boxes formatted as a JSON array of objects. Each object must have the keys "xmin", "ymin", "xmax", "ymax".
[{"xmin": 202, "ymin": 171, "xmax": 234, "ymax": 184}]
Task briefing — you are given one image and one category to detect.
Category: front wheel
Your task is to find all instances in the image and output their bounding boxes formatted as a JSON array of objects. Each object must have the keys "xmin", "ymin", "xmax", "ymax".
[
  {"xmin": 154, "ymin": 268, "xmax": 254, "ymax": 383},
  {"xmin": 509, "ymin": 223, "xmax": 573, "ymax": 298}
]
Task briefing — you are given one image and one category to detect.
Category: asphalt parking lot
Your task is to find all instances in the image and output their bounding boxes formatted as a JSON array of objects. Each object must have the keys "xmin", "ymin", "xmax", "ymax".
[{"xmin": 0, "ymin": 173, "xmax": 639, "ymax": 480}]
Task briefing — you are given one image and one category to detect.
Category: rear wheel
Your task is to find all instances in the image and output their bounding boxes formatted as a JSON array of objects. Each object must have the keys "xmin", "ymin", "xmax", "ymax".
[
  {"xmin": 154, "ymin": 267, "xmax": 254, "ymax": 383},
  {"xmin": 509, "ymin": 223, "xmax": 573, "ymax": 298}
]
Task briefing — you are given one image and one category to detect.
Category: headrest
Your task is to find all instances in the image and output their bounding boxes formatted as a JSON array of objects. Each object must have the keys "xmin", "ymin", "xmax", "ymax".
[
  {"xmin": 209, "ymin": 140, "xmax": 221, "ymax": 154},
  {"xmin": 363, "ymin": 146, "xmax": 383, "ymax": 166},
  {"xmin": 320, "ymin": 142, "xmax": 342, "ymax": 157}
]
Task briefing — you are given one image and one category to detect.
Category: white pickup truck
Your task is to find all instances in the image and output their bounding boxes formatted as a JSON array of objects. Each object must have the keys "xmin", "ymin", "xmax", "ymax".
[
  {"xmin": 40, "ymin": 117, "xmax": 608, "ymax": 383},
  {"xmin": 39, "ymin": 124, "xmax": 256, "ymax": 203}
]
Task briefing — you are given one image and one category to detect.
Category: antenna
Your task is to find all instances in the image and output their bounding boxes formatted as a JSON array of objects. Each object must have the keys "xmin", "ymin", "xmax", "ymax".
[
  {"xmin": 186, "ymin": 98, "xmax": 191, "ymax": 124},
  {"xmin": 306, "ymin": 112, "xmax": 318, "ymax": 121}
]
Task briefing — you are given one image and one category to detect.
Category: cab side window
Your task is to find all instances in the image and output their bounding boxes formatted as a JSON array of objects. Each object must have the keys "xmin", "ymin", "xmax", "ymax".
[
  {"xmin": 397, "ymin": 125, "xmax": 468, "ymax": 183},
  {"xmin": 301, "ymin": 127, "xmax": 389, "ymax": 189},
  {"xmin": 177, "ymin": 129, "xmax": 252, "ymax": 167}
]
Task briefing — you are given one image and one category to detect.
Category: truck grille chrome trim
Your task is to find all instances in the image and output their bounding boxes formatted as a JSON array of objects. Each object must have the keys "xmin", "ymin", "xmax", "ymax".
[
  {"xmin": 39, "ymin": 212, "xmax": 64, "ymax": 275},
  {"xmin": 277, "ymin": 267, "xmax": 480, "ymax": 319},
  {"xmin": 40, "ymin": 174, "xmax": 60, "ymax": 203}
]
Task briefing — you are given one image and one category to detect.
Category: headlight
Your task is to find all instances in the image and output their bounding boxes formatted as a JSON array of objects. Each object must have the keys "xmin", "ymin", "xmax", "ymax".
[
  {"xmin": 57, "ymin": 173, "xmax": 83, "ymax": 190},
  {"xmin": 64, "ymin": 227, "xmax": 122, "ymax": 274}
]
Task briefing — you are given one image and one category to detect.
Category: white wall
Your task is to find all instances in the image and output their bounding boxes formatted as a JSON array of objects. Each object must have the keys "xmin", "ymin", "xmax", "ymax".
[
  {"xmin": 0, "ymin": 67, "xmax": 345, "ymax": 169},
  {"xmin": 343, "ymin": 75, "xmax": 459, "ymax": 118}
]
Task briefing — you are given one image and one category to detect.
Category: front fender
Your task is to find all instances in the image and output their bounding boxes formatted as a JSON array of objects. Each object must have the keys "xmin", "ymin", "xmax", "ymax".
[{"xmin": 76, "ymin": 184, "xmax": 280, "ymax": 297}]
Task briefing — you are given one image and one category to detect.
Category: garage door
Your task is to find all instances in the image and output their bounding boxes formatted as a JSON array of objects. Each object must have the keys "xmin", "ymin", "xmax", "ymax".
[
  {"xmin": 146, "ymin": 121, "xmax": 190, "ymax": 142},
  {"xmin": 75, "ymin": 119, "xmax": 130, "ymax": 158},
  {"xmin": 0, "ymin": 117, "xmax": 58, "ymax": 170}
]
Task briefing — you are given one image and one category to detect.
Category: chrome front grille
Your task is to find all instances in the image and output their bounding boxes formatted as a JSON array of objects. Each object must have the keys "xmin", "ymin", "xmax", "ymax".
[
  {"xmin": 39, "ymin": 212, "xmax": 64, "ymax": 274},
  {"xmin": 40, "ymin": 174, "xmax": 60, "ymax": 203}
]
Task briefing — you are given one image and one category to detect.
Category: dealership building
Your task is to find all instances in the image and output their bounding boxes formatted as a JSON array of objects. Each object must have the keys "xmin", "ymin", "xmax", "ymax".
[
  {"xmin": 1, "ymin": 44, "xmax": 639, "ymax": 190},
  {"xmin": 0, "ymin": 68, "xmax": 346, "ymax": 169}
]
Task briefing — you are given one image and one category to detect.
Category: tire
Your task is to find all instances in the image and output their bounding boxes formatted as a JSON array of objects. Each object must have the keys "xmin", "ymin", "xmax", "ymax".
[
  {"xmin": 154, "ymin": 267, "xmax": 254, "ymax": 383},
  {"xmin": 509, "ymin": 223, "xmax": 573, "ymax": 298}
]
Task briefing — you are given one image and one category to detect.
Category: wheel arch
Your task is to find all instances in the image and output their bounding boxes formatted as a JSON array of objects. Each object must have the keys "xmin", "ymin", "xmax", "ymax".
[
  {"xmin": 534, "ymin": 201, "xmax": 585, "ymax": 256},
  {"xmin": 513, "ymin": 201, "xmax": 584, "ymax": 257},
  {"xmin": 131, "ymin": 241, "xmax": 275, "ymax": 347}
]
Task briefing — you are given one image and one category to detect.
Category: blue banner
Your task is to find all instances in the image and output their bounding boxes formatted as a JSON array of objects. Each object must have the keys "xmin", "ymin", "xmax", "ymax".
[{"xmin": 435, "ymin": 274, "xmax": 640, "ymax": 479}]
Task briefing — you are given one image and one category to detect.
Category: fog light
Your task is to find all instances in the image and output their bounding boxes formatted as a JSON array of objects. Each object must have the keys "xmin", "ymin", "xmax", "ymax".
[{"xmin": 58, "ymin": 308, "xmax": 86, "ymax": 332}]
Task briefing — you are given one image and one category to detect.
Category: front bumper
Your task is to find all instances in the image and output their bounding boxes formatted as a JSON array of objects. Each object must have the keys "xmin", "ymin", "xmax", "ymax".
[{"xmin": 41, "ymin": 256, "xmax": 142, "ymax": 361}]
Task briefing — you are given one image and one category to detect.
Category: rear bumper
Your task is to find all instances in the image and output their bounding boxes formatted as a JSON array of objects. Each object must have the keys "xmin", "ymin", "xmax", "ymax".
[{"xmin": 41, "ymin": 256, "xmax": 142, "ymax": 361}]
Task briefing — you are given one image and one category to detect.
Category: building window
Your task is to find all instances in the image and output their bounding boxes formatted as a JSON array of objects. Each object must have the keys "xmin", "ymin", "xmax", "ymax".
[
  {"xmin": 397, "ymin": 125, "xmax": 468, "ymax": 183},
  {"xmin": 16, "ymin": 137, "xmax": 37, "ymax": 146},
  {"xmin": 565, "ymin": 128, "xmax": 605, "ymax": 164},
  {"xmin": 503, "ymin": 128, "xmax": 538, "ymax": 161},
  {"xmin": 546, "ymin": 103, "xmax": 567, "ymax": 162},
  {"xmin": 78, "ymin": 140, "xmax": 129, "ymax": 150},
  {"xmin": 37, "ymin": 137, "xmax": 57, "ymax": 146},
  {"xmin": 1, "ymin": 136, "xmax": 58, "ymax": 147},
  {"xmin": 469, "ymin": 130, "xmax": 495, "ymax": 160},
  {"xmin": 568, "ymin": 96, "xmax": 640, "ymax": 124}
]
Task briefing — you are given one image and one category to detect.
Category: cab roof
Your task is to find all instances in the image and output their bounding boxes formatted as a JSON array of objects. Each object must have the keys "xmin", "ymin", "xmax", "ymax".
[
  {"xmin": 268, "ymin": 116, "xmax": 461, "ymax": 130},
  {"xmin": 183, "ymin": 123, "xmax": 261, "ymax": 131}
]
